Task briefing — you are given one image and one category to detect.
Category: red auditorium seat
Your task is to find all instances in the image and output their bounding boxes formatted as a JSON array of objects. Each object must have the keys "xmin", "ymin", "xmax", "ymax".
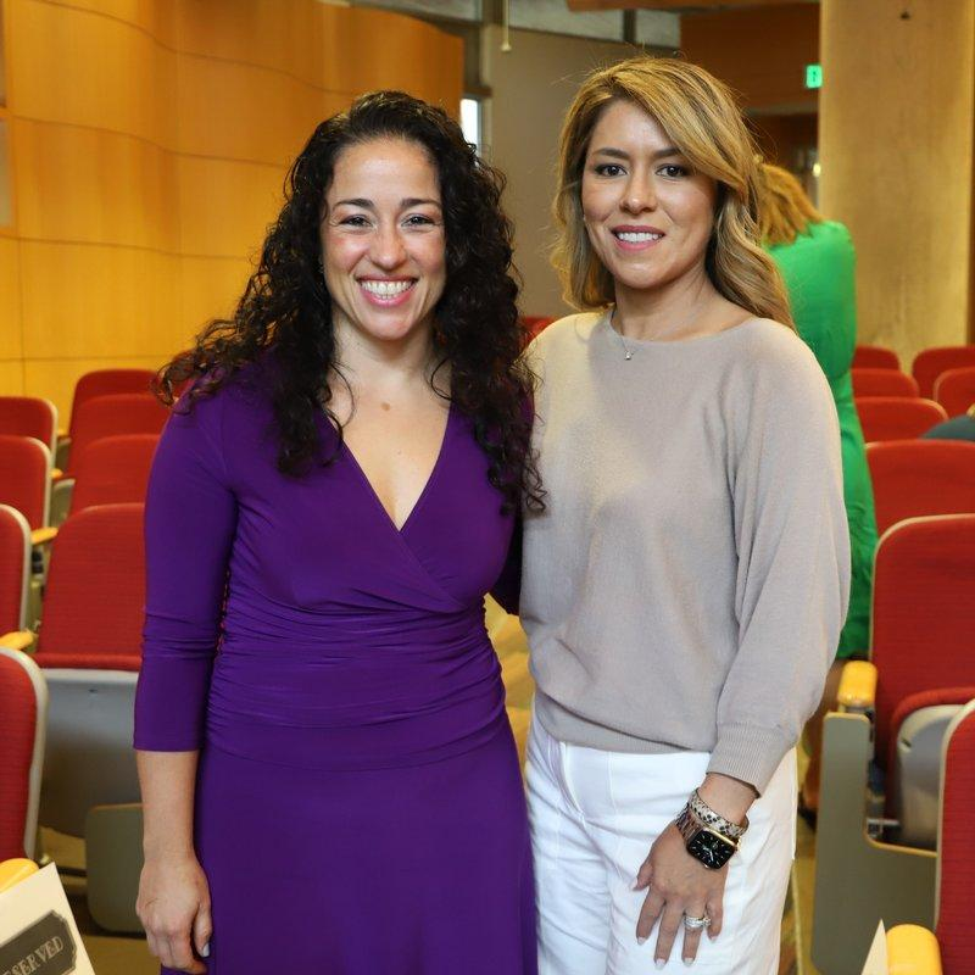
[
  {"xmin": 0, "ymin": 396, "xmax": 58, "ymax": 455},
  {"xmin": 813, "ymin": 515, "xmax": 975, "ymax": 970},
  {"xmin": 65, "ymin": 393, "xmax": 167, "ymax": 478},
  {"xmin": 69, "ymin": 434, "xmax": 158, "ymax": 515},
  {"xmin": 522, "ymin": 316, "xmax": 556, "ymax": 340},
  {"xmin": 29, "ymin": 503, "xmax": 145, "ymax": 931},
  {"xmin": 31, "ymin": 503, "xmax": 145, "ymax": 670},
  {"xmin": 933, "ymin": 366, "xmax": 975, "ymax": 418},
  {"xmin": 0, "ymin": 648, "xmax": 46, "ymax": 860},
  {"xmin": 853, "ymin": 344, "xmax": 900, "ymax": 370},
  {"xmin": 0, "ymin": 435, "xmax": 51, "ymax": 532},
  {"xmin": 856, "ymin": 397, "xmax": 948, "ymax": 443},
  {"xmin": 0, "ymin": 505, "xmax": 30, "ymax": 635},
  {"xmin": 866, "ymin": 440, "xmax": 975, "ymax": 535},
  {"xmin": 937, "ymin": 699, "xmax": 975, "ymax": 973},
  {"xmin": 869, "ymin": 516, "xmax": 975, "ymax": 777},
  {"xmin": 851, "ymin": 367, "xmax": 920, "ymax": 398},
  {"xmin": 68, "ymin": 369, "xmax": 155, "ymax": 440},
  {"xmin": 913, "ymin": 346, "xmax": 975, "ymax": 399}
]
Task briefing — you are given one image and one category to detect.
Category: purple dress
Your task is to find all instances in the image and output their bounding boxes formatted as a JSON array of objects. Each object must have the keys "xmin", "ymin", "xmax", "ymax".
[{"xmin": 134, "ymin": 374, "xmax": 536, "ymax": 974}]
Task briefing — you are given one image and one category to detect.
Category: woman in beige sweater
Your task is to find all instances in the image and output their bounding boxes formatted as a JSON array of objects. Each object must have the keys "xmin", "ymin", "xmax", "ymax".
[{"xmin": 521, "ymin": 58, "xmax": 850, "ymax": 974}]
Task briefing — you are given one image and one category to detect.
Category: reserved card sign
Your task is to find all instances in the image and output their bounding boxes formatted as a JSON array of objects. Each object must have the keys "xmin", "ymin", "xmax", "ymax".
[
  {"xmin": 860, "ymin": 920, "xmax": 888, "ymax": 975},
  {"xmin": 0, "ymin": 864, "xmax": 94, "ymax": 975}
]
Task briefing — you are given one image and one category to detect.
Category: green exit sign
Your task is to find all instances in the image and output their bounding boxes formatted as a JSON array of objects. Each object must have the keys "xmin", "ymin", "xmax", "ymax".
[{"xmin": 805, "ymin": 64, "xmax": 823, "ymax": 89}]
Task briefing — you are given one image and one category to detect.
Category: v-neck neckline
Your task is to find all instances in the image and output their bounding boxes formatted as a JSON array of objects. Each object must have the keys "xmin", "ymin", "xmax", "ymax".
[{"xmin": 340, "ymin": 400, "xmax": 455, "ymax": 536}]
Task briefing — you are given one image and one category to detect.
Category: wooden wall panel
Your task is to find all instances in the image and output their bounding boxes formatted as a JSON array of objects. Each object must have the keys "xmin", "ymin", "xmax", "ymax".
[
  {"xmin": 343, "ymin": 8, "xmax": 465, "ymax": 113},
  {"xmin": 177, "ymin": 156, "xmax": 285, "ymax": 259},
  {"xmin": 0, "ymin": 236, "xmax": 21, "ymax": 359},
  {"xmin": 4, "ymin": 0, "xmax": 464, "ymax": 420},
  {"xmin": 179, "ymin": 256, "xmax": 254, "ymax": 342},
  {"xmin": 175, "ymin": 55, "xmax": 324, "ymax": 165},
  {"xmin": 175, "ymin": 0, "xmax": 323, "ymax": 85},
  {"xmin": 41, "ymin": 0, "xmax": 178, "ymax": 46},
  {"xmin": 18, "ymin": 242, "xmax": 180, "ymax": 357},
  {"xmin": 14, "ymin": 119, "xmax": 179, "ymax": 249},
  {"xmin": 0, "ymin": 361, "xmax": 24, "ymax": 396},
  {"xmin": 9, "ymin": 0, "xmax": 177, "ymax": 145}
]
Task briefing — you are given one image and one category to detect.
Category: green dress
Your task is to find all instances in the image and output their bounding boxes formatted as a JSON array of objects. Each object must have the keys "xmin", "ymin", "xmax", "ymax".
[{"xmin": 767, "ymin": 220, "xmax": 877, "ymax": 657}]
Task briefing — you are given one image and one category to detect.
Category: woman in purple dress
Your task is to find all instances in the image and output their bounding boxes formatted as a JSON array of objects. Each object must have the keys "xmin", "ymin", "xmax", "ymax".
[{"xmin": 133, "ymin": 91, "xmax": 542, "ymax": 975}]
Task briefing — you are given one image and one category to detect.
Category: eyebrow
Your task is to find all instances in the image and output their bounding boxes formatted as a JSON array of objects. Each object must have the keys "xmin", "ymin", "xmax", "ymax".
[
  {"xmin": 590, "ymin": 146, "xmax": 683, "ymax": 162},
  {"xmin": 332, "ymin": 197, "xmax": 442, "ymax": 209}
]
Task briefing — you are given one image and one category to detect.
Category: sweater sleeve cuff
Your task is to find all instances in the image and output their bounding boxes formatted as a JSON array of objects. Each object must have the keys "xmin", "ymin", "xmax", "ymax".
[{"xmin": 707, "ymin": 724, "xmax": 795, "ymax": 795}]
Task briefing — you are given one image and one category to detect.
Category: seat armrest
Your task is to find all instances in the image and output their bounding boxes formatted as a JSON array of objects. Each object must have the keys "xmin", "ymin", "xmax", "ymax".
[
  {"xmin": 31, "ymin": 526, "xmax": 58, "ymax": 546},
  {"xmin": 0, "ymin": 859, "xmax": 39, "ymax": 893},
  {"xmin": 886, "ymin": 923, "xmax": 942, "ymax": 973},
  {"xmin": 837, "ymin": 660, "xmax": 877, "ymax": 713},
  {"xmin": 0, "ymin": 630, "xmax": 36, "ymax": 652}
]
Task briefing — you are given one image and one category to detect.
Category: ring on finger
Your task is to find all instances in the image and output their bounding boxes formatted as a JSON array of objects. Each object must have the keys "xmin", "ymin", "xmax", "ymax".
[{"xmin": 683, "ymin": 914, "xmax": 711, "ymax": 930}]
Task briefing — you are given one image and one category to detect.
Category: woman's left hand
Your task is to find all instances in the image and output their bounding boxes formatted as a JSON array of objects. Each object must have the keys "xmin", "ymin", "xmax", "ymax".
[{"xmin": 634, "ymin": 823, "xmax": 727, "ymax": 967}]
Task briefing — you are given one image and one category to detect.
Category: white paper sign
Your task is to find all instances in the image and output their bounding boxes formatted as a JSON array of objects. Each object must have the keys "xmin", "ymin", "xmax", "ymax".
[
  {"xmin": 0, "ymin": 863, "xmax": 95, "ymax": 975},
  {"xmin": 860, "ymin": 920, "xmax": 888, "ymax": 975}
]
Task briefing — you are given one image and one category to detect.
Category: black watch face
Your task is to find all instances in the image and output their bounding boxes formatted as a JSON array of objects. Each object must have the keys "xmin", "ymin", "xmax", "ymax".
[{"xmin": 688, "ymin": 829, "xmax": 735, "ymax": 870}]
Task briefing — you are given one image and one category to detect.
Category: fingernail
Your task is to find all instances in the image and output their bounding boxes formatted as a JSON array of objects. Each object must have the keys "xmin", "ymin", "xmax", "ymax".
[
  {"xmin": 201, "ymin": 943, "xmax": 210, "ymax": 958},
  {"xmin": 637, "ymin": 936, "xmax": 647, "ymax": 945},
  {"xmin": 655, "ymin": 960, "xmax": 666, "ymax": 970},
  {"xmin": 684, "ymin": 957, "xmax": 694, "ymax": 967}
]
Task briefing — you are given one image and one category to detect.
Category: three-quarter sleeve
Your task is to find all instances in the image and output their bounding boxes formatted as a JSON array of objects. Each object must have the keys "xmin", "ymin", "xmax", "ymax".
[
  {"xmin": 707, "ymin": 340, "xmax": 851, "ymax": 793},
  {"xmin": 134, "ymin": 392, "xmax": 238, "ymax": 751}
]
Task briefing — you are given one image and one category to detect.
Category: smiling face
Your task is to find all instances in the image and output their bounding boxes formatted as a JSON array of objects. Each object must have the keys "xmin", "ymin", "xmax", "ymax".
[
  {"xmin": 581, "ymin": 99, "xmax": 718, "ymax": 304},
  {"xmin": 321, "ymin": 137, "xmax": 446, "ymax": 349}
]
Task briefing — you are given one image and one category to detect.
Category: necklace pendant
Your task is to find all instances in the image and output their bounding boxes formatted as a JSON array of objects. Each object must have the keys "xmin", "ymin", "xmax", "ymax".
[{"xmin": 624, "ymin": 351, "xmax": 633, "ymax": 361}]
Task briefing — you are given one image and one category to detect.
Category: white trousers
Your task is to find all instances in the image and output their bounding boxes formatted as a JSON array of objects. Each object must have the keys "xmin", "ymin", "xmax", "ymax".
[{"xmin": 526, "ymin": 715, "xmax": 796, "ymax": 975}]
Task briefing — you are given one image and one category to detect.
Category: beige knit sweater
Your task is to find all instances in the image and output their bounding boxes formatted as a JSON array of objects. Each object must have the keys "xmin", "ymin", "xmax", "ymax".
[{"xmin": 520, "ymin": 312, "xmax": 850, "ymax": 792}]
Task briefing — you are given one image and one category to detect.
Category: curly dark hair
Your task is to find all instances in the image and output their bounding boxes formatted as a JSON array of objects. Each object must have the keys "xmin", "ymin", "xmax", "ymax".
[{"xmin": 158, "ymin": 90, "xmax": 542, "ymax": 513}]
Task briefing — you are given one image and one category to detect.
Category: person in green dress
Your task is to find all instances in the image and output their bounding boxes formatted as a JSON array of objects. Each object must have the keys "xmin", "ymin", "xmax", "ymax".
[{"xmin": 757, "ymin": 163, "xmax": 878, "ymax": 817}]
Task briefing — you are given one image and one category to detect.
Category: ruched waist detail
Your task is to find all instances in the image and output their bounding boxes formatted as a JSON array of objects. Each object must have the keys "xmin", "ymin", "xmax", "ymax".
[{"xmin": 203, "ymin": 603, "xmax": 509, "ymax": 770}]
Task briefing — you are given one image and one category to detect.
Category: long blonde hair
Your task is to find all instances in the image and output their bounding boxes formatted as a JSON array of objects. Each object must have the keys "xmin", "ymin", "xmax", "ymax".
[
  {"xmin": 756, "ymin": 163, "xmax": 823, "ymax": 246},
  {"xmin": 552, "ymin": 56, "xmax": 793, "ymax": 328}
]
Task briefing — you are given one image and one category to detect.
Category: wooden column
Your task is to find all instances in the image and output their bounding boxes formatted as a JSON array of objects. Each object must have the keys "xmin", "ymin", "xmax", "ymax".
[{"xmin": 819, "ymin": 0, "xmax": 975, "ymax": 365}]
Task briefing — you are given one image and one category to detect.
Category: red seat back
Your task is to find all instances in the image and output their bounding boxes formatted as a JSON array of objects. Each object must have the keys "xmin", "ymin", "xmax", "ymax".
[
  {"xmin": 35, "ymin": 503, "xmax": 145, "ymax": 660},
  {"xmin": 851, "ymin": 368, "xmax": 919, "ymax": 398},
  {"xmin": 0, "ymin": 649, "xmax": 44, "ymax": 860},
  {"xmin": 871, "ymin": 516, "xmax": 975, "ymax": 766},
  {"xmin": 0, "ymin": 436, "xmax": 50, "ymax": 530},
  {"xmin": 852, "ymin": 345, "xmax": 900, "ymax": 370},
  {"xmin": 70, "ymin": 434, "xmax": 158, "ymax": 515},
  {"xmin": 66, "ymin": 394, "xmax": 167, "ymax": 477},
  {"xmin": 855, "ymin": 397, "xmax": 948, "ymax": 443},
  {"xmin": 867, "ymin": 440, "xmax": 975, "ymax": 535},
  {"xmin": 69, "ymin": 369, "xmax": 155, "ymax": 440},
  {"xmin": 0, "ymin": 505, "xmax": 30, "ymax": 634},
  {"xmin": 936, "ymin": 700, "xmax": 975, "ymax": 972},
  {"xmin": 933, "ymin": 367, "xmax": 975, "ymax": 419},
  {"xmin": 0, "ymin": 397, "xmax": 57, "ymax": 454},
  {"xmin": 913, "ymin": 346, "xmax": 975, "ymax": 399}
]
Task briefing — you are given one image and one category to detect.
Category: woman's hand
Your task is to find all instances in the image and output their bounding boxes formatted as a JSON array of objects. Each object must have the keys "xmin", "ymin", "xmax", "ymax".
[
  {"xmin": 634, "ymin": 823, "xmax": 727, "ymax": 967},
  {"xmin": 137, "ymin": 854, "xmax": 212, "ymax": 974},
  {"xmin": 634, "ymin": 773, "xmax": 756, "ymax": 967}
]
